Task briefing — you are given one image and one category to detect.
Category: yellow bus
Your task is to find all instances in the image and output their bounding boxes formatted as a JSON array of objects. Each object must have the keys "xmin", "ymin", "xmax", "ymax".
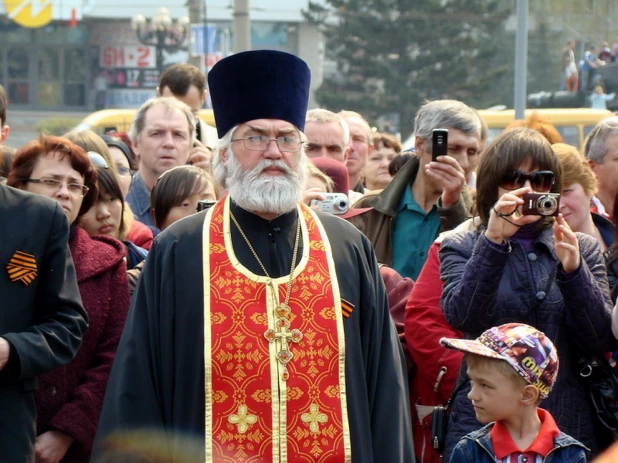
[
  {"xmin": 75, "ymin": 108, "xmax": 216, "ymax": 134},
  {"xmin": 478, "ymin": 108, "xmax": 613, "ymax": 152}
]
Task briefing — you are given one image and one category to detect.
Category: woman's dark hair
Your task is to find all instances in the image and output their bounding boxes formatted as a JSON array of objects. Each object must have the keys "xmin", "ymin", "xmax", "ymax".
[
  {"xmin": 476, "ymin": 127, "xmax": 562, "ymax": 226},
  {"xmin": 7, "ymin": 134, "xmax": 98, "ymax": 217},
  {"xmin": 94, "ymin": 166, "xmax": 127, "ymax": 237},
  {"xmin": 150, "ymin": 165, "xmax": 213, "ymax": 229},
  {"xmin": 389, "ymin": 151, "xmax": 414, "ymax": 177}
]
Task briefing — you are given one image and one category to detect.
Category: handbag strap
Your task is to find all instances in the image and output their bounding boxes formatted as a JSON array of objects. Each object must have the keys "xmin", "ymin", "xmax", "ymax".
[{"xmin": 444, "ymin": 375, "xmax": 467, "ymax": 412}]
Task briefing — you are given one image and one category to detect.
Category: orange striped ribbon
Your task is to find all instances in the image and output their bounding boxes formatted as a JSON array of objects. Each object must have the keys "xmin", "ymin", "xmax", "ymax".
[
  {"xmin": 341, "ymin": 299, "xmax": 355, "ymax": 319},
  {"xmin": 6, "ymin": 251, "xmax": 38, "ymax": 285}
]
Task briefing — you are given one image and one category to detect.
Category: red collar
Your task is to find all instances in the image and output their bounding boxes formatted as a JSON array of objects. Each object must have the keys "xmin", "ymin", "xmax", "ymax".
[{"xmin": 490, "ymin": 408, "xmax": 560, "ymax": 459}]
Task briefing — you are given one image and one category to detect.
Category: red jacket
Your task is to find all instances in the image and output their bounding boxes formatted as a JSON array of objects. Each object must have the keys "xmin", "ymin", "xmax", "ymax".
[
  {"xmin": 35, "ymin": 227, "xmax": 130, "ymax": 461},
  {"xmin": 126, "ymin": 218, "xmax": 154, "ymax": 250},
  {"xmin": 404, "ymin": 241, "xmax": 463, "ymax": 463},
  {"xmin": 379, "ymin": 265, "xmax": 415, "ymax": 375}
]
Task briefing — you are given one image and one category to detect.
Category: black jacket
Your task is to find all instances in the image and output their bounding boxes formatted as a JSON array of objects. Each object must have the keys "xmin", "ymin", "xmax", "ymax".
[{"xmin": 0, "ymin": 185, "xmax": 87, "ymax": 462}]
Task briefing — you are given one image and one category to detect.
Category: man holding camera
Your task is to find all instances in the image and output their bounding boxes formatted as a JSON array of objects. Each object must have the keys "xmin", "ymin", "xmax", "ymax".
[
  {"xmin": 351, "ymin": 99, "xmax": 481, "ymax": 280},
  {"xmin": 94, "ymin": 50, "xmax": 413, "ymax": 463}
]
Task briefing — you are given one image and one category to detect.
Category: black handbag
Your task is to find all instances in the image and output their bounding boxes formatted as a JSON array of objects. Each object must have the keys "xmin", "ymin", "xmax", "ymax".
[
  {"xmin": 430, "ymin": 380, "xmax": 466, "ymax": 453},
  {"xmin": 578, "ymin": 354, "xmax": 618, "ymax": 440}
]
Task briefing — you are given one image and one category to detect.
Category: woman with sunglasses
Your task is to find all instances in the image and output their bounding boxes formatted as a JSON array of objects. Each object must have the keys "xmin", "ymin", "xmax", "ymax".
[
  {"xmin": 79, "ymin": 152, "xmax": 148, "ymax": 274},
  {"xmin": 438, "ymin": 128, "xmax": 616, "ymax": 459},
  {"xmin": 7, "ymin": 135, "xmax": 130, "ymax": 463}
]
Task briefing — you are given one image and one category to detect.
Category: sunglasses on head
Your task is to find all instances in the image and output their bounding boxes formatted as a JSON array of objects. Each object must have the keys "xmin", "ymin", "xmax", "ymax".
[
  {"xmin": 87, "ymin": 151, "xmax": 109, "ymax": 169},
  {"xmin": 500, "ymin": 170, "xmax": 555, "ymax": 192}
]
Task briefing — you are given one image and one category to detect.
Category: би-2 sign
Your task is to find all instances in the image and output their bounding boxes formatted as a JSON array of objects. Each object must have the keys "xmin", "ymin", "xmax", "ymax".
[{"xmin": 100, "ymin": 46, "xmax": 157, "ymax": 69}]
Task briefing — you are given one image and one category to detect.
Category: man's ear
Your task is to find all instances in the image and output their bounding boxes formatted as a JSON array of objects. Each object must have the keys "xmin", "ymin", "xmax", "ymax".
[
  {"xmin": 343, "ymin": 145, "xmax": 351, "ymax": 163},
  {"xmin": 155, "ymin": 86, "xmax": 161, "ymax": 97},
  {"xmin": 367, "ymin": 142, "xmax": 375, "ymax": 156},
  {"xmin": 521, "ymin": 384, "xmax": 540, "ymax": 405},
  {"xmin": 0, "ymin": 125, "xmax": 10, "ymax": 145},
  {"xmin": 587, "ymin": 159, "xmax": 597, "ymax": 171},
  {"xmin": 415, "ymin": 136, "xmax": 425, "ymax": 154},
  {"xmin": 220, "ymin": 147, "xmax": 229, "ymax": 167}
]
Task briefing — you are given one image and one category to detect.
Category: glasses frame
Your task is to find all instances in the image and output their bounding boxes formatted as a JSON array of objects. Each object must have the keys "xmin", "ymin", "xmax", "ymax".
[
  {"xmin": 231, "ymin": 135, "xmax": 303, "ymax": 153},
  {"xmin": 500, "ymin": 170, "xmax": 555, "ymax": 192},
  {"xmin": 22, "ymin": 178, "xmax": 90, "ymax": 197}
]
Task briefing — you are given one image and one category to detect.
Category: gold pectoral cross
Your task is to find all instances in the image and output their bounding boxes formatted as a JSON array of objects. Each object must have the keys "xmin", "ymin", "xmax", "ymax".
[{"xmin": 264, "ymin": 304, "xmax": 303, "ymax": 381}]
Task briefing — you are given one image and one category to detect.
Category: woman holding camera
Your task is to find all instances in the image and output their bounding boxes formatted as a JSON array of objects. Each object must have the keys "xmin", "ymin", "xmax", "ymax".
[{"xmin": 439, "ymin": 128, "xmax": 616, "ymax": 459}]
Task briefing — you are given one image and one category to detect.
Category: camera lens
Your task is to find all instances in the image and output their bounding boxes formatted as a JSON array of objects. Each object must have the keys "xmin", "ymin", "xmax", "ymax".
[{"xmin": 536, "ymin": 195, "xmax": 558, "ymax": 215}]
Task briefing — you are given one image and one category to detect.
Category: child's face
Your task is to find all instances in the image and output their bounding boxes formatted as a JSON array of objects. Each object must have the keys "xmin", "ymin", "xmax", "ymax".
[{"xmin": 467, "ymin": 361, "xmax": 526, "ymax": 424}]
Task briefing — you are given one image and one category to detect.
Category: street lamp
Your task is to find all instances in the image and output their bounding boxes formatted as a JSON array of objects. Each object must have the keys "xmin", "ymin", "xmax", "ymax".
[{"xmin": 131, "ymin": 8, "xmax": 190, "ymax": 74}]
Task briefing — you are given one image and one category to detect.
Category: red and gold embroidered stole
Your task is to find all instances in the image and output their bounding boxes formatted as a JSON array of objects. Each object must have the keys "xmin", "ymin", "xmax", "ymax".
[{"xmin": 203, "ymin": 197, "xmax": 350, "ymax": 463}]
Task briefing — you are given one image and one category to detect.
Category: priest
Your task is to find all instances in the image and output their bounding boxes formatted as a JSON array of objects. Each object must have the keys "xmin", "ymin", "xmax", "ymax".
[{"xmin": 93, "ymin": 50, "xmax": 413, "ymax": 463}]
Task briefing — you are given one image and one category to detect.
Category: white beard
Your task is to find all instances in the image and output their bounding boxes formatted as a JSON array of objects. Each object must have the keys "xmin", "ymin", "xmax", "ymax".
[{"xmin": 225, "ymin": 147, "xmax": 307, "ymax": 216}]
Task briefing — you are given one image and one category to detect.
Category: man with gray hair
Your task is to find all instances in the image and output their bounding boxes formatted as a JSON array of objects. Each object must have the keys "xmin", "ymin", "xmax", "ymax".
[
  {"xmin": 126, "ymin": 96, "xmax": 196, "ymax": 228},
  {"xmin": 339, "ymin": 110, "xmax": 374, "ymax": 196},
  {"xmin": 304, "ymin": 108, "xmax": 350, "ymax": 163},
  {"xmin": 584, "ymin": 116, "xmax": 618, "ymax": 217},
  {"xmin": 94, "ymin": 50, "xmax": 413, "ymax": 463},
  {"xmin": 352, "ymin": 99, "xmax": 481, "ymax": 280}
]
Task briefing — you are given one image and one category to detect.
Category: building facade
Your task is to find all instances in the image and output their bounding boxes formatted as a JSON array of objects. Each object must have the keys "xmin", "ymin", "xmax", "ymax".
[{"xmin": 0, "ymin": 0, "xmax": 323, "ymax": 110}]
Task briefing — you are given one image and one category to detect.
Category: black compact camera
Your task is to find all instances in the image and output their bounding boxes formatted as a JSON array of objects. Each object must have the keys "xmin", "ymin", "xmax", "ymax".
[
  {"xmin": 196, "ymin": 200, "xmax": 217, "ymax": 212},
  {"xmin": 432, "ymin": 128, "xmax": 449, "ymax": 161},
  {"xmin": 310, "ymin": 193, "xmax": 349, "ymax": 215},
  {"xmin": 522, "ymin": 193, "xmax": 560, "ymax": 216}
]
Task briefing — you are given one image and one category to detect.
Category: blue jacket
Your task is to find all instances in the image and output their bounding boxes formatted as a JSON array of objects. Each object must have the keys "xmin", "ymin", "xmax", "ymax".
[
  {"xmin": 439, "ymin": 226, "xmax": 617, "ymax": 459},
  {"xmin": 449, "ymin": 423, "xmax": 588, "ymax": 463}
]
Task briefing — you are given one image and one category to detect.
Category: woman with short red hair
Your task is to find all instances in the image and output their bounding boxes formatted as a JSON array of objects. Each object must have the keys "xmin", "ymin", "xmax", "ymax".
[{"xmin": 8, "ymin": 135, "xmax": 130, "ymax": 462}]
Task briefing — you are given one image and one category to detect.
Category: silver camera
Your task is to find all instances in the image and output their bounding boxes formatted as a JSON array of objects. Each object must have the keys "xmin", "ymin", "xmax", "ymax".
[{"xmin": 310, "ymin": 193, "xmax": 349, "ymax": 215}]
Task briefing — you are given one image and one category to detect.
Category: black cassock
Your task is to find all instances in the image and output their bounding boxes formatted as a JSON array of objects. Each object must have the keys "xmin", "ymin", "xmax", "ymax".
[{"xmin": 93, "ymin": 202, "xmax": 414, "ymax": 462}]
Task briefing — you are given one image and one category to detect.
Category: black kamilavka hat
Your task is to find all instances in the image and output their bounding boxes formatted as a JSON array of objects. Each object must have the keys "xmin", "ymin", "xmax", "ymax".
[{"xmin": 208, "ymin": 50, "xmax": 311, "ymax": 138}]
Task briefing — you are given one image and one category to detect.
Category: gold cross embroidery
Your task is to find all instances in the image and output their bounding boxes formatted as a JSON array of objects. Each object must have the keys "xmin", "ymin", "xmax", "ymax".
[
  {"xmin": 301, "ymin": 403, "xmax": 328, "ymax": 433},
  {"xmin": 264, "ymin": 305, "xmax": 303, "ymax": 380},
  {"xmin": 228, "ymin": 404, "xmax": 258, "ymax": 434}
]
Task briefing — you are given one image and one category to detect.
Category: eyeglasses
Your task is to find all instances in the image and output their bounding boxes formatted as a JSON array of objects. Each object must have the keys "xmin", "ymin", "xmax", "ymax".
[
  {"xmin": 23, "ymin": 178, "xmax": 90, "ymax": 197},
  {"xmin": 87, "ymin": 151, "xmax": 109, "ymax": 169},
  {"xmin": 231, "ymin": 135, "xmax": 302, "ymax": 152},
  {"xmin": 500, "ymin": 170, "xmax": 555, "ymax": 192}
]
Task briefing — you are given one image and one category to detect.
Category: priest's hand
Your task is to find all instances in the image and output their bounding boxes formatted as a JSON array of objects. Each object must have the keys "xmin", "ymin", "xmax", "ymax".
[
  {"xmin": 0, "ymin": 337, "xmax": 9, "ymax": 370},
  {"xmin": 35, "ymin": 431, "xmax": 74, "ymax": 463},
  {"xmin": 188, "ymin": 140, "xmax": 213, "ymax": 170}
]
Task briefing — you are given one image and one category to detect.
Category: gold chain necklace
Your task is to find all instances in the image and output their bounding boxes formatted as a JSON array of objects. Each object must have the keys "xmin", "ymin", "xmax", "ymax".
[{"xmin": 229, "ymin": 209, "xmax": 303, "ymax": 381}]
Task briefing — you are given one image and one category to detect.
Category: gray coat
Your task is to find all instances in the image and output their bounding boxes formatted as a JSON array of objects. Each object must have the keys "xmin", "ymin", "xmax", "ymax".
[{"xmin": 439, "ymin": 226, "xmax": 617, "ymax": 459}]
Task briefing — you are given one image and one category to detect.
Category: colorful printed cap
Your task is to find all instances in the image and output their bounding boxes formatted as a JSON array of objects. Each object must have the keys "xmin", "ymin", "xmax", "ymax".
[{"xmin": 440, "ymin": 323, "xmax": 559, "ymax": 399}]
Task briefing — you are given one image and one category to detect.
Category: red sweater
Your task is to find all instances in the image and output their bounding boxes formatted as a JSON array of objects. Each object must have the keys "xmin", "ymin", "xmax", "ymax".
[{"xmin": 35, "ymin": 227, "xmax": 130, "ymax": 461}]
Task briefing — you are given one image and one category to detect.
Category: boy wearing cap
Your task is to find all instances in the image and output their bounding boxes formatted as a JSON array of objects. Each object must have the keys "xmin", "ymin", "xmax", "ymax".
[{"xmin": 441, "ymin": 323, "xmax": 587, "ymax": 462}]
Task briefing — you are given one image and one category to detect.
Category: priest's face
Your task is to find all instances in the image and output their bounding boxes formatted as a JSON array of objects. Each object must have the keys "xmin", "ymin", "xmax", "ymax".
[{"xmin": 221, "ymin": 119, "xmax": 306, "ymax": 215}]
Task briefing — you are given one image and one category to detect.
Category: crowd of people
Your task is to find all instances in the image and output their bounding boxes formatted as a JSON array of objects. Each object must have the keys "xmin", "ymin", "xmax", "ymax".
[
  {"xmin": 561, "ymin": 38, "xmax": 618, "ymax": 108},
  {"xmin": 3, "ymin": 49, "xmax": 618, "ymax": 462}
]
